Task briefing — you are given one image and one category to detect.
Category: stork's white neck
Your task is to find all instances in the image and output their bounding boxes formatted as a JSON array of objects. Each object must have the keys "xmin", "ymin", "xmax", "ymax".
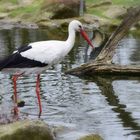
[{"xmin": 66, "ymin": 25, "xmax": 76, "ymax": 49}]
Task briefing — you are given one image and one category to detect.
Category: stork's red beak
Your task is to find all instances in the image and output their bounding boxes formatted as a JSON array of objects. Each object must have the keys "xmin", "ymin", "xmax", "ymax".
[{"xmin": 80, "ymin": 29, "xmax": 94, "ymax": 48}]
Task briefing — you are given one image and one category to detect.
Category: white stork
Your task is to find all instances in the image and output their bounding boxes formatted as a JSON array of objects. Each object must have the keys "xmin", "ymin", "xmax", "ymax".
[{"xmin": 0, "ymin": 20, "xmax": 94, "ymax": 117}]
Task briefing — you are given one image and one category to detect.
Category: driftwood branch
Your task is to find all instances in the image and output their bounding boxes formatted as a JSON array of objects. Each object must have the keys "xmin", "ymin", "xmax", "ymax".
[
  {"xmin": 66, "ymin": 64, "xmax": 140, "ymax": 76},
  {"xmin": 66, "ymin": 6, "xmax": 140, "ymax": 76}
]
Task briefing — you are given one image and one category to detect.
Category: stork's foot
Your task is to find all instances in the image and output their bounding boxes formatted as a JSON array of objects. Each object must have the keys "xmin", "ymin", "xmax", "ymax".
[
  {"xmin": 18, "ymin": 100, "xmax": 25, "ymax": 107},
  {"xmin": 11, "ymin": 106, "xmax": 19, "ymax": 116},
  {"xmin": 38, "ymin": 111, "xmax": 42, "ymax": 118}
]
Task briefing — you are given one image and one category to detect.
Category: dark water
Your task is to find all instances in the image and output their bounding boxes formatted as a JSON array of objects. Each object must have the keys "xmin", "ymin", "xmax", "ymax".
[{"xmin": 0, "ymin": 28, "xmax": 140, "ymax": 140}]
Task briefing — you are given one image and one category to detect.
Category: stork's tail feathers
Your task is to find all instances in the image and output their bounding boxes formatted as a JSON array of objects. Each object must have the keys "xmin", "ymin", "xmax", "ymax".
[
  {"xmin": 0, "ymin": 52, "xmax": 48, "ymax": 70},
  {"xmin": 0, "ymin": 56, "xmax": 10, "ymax": 70}
]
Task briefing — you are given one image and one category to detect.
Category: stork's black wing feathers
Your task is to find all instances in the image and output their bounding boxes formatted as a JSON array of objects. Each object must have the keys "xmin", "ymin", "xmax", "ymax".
[
  {"xmin": 0, "ymin": 46, "xmax": 48, "ymax": 70},
  {"xmin": 17, "ymin": 45, "xmax": 32, "ymax": 53}
]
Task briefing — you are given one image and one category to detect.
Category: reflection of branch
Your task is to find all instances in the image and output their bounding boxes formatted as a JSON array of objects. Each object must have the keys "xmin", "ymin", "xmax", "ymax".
[{"xmin": 93, "ymin": 76, "xmax": 140, "ymax": 137}]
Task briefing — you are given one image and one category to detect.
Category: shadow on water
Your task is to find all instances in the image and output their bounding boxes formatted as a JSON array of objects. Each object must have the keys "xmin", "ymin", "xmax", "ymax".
[{"xmin": 0, "ymin": 28, "xmax": 140, "ymax": 140}]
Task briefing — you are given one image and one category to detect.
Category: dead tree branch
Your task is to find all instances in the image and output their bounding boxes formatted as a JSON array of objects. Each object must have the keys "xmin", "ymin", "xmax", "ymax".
[{"xmin": 66, "ymin": 6, "xmax": 140, "ymax": 76}]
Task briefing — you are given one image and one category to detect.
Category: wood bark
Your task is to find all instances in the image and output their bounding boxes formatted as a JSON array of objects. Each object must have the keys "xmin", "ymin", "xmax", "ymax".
[{"xmin": 66, "ymin": 6, "xmax": 140, "ymax": 76}]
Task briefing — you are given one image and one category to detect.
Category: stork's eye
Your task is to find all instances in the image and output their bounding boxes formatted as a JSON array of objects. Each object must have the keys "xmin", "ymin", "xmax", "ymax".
[{"xmin": 79, "ymin": 25, "xmax": 82, "ymax": 28}]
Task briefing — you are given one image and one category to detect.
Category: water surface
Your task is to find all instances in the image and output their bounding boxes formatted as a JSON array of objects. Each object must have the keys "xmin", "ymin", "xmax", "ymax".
[{"xmin": 0, "ymin": 28, "xmax": 140, "ymax": 140}]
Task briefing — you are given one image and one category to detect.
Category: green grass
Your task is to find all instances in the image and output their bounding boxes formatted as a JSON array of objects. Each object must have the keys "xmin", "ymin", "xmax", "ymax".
[
  {"xmin": 86, "ymin": 0, "xmax": 100, "ymax": 4},
  {"xmin": 86, "ymin": 0, "xmax": 140, "ymax": 19},
  {"xmin": 10, "ymin": 6, "xmax": 38, "ymax": 17},
  {"xmin": 112, "ymin": 0, "xmax": 140, "ymax": 6},
  {"xmin": 0, "ymin": 0, "xmax": 139, "ymax": 22},
  {"xmin": 0, "ymin": 0, "xmax": 18, "ymax": 4},
  {"xmin": 86, "ymin": 0, "xmax": 140, "ymax": 6},
  {"xmin": 0, "ymin": 0, "xmax": 43, "ymax": 21},
  {"xmin": 0, "ymin": 0, "xmax": 18, "ymax": 12},
  {"xmin": 9, "ymin": 1, "xmax": 42, "ymax": 19},
  {"xmin": 9, "ymin": 0, "xmax": 18, "ymax": 4},
  {"xmin": 87, "ymin": 8, "xmax": 108, "ymax": 18}
]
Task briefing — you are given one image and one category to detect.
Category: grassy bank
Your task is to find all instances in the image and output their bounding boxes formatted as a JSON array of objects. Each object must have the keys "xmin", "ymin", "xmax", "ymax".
[
  {"xmin": 86, "ymin": 0, "xmax": 140, "ymax": 16},
  {"xmin": 0, "ymin": 0, "xmax": 43, "ymax": 22},
  {"xmin": 0, "ymin": 0, "xmax": 139, "ymax": 19},
  {"xmin": 0, "ymin": 0, "xmax": 139, "ymax": 28},
  {"xmin": 86, "ymin": 0, "xmax": 140, "ymax": 27},
  {"xmin": 86, "ymin": 0, "xmax": 140, "ymax": 6}
]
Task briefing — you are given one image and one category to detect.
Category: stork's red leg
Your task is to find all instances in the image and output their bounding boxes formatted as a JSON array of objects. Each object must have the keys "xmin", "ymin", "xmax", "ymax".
[
  {"xmin": 12, "ymin": 74, "xmax": 22, "ymax": 115},
  {"xmin": 36, "ymin": 74, "xmax": 42, "ymax": 117}
]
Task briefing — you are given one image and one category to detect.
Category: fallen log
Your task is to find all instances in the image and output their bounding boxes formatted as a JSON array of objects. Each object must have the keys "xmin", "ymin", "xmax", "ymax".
[
  {"xmin": 66, "ymin": 6, "xmax": 140, "ymax": 76},
  {"xmin": 66, "ymin": 63, "xmax": 140, "ymax": 76}
]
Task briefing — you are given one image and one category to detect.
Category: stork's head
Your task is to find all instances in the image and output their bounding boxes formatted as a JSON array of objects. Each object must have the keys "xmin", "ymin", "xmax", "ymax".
[
  {"xmin": 69, "ymin": 20, "xmax": 94, "ymax": 48},
  {"xmin": 69, "ymin": 20, "xmax": 83, "ymax": 32}
]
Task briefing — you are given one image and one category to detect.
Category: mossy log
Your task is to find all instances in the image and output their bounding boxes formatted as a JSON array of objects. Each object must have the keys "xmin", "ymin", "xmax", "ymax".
[{"xmin": 66, "ymin": 6, "xmax": 140, "ymax": 76}]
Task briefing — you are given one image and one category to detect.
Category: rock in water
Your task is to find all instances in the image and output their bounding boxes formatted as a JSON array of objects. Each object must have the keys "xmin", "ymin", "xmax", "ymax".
[
  {"xmin": 0, "ymin": 120, "xmax": 54, "ymax": 140},
  {"xmin": 78, "ymin": 134, "xmax": 103, "ymax": 140}
]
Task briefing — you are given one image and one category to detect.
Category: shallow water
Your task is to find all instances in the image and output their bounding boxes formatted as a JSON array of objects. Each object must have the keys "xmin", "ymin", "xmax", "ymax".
[{"xmin": 0, "ymin": 28, "xmax": 140, "ymax": 140}]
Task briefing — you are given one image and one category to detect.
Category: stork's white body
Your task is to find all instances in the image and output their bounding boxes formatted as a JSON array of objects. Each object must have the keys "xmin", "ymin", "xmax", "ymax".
[
  {"xmin": 6, "ymin": 41, "xmax": 73, "ymax": 74},
  {"xmin": 2, "ymin": 40, "xmax": 74, "ymax": 74},
  {"xmin": 22, "ymin": 40, "xmax": 73, "ymax": 65}
]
